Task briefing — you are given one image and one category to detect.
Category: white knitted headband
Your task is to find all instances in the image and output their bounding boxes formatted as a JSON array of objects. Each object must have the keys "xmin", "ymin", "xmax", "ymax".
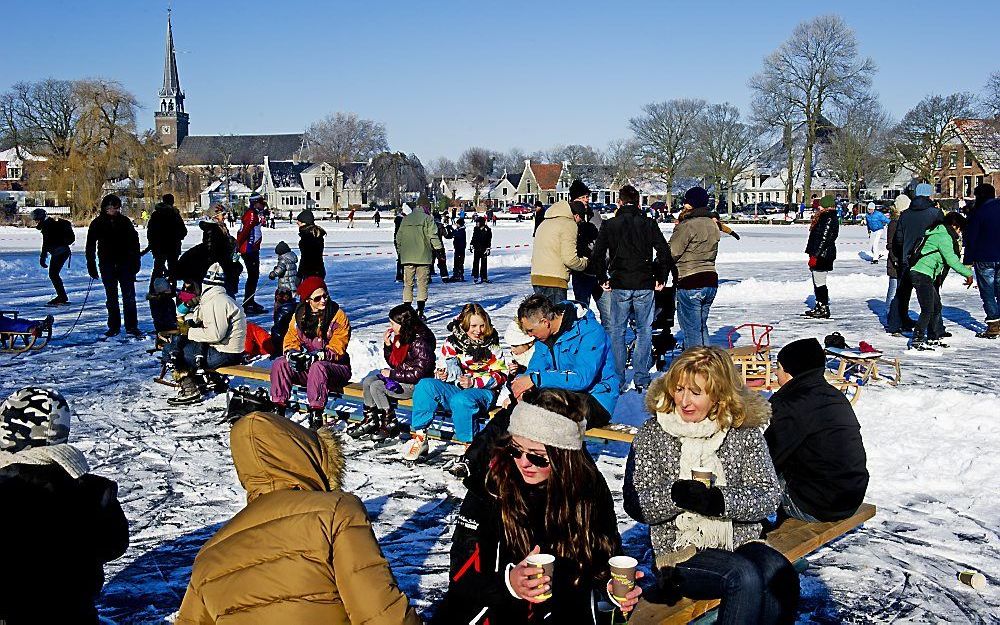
[{"xmin": 507, "ymin": 402, "xmax": 587, "ymax": 450}]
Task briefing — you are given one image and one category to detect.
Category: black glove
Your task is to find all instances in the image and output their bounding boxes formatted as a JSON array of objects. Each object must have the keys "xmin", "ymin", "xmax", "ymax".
[
  {"xmin": 671, "ymin": 479, "xmax": 725, "ymax": 516},
  {"xmin": 39, "ymin": 254, "xmax": 47, "ymax": 268},
  {"xmin": 646, "ymin": 565, "xmax": 684, "ymax": 606},
  {"xmin": 729, "ymin": 230, "xmax": 741, "ymax": 240}
]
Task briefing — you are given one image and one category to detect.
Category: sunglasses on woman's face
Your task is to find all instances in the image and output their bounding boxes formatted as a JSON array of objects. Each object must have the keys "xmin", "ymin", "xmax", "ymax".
[
  {"xmin": 505, "ymin": 442, "xmax": 550, "ymax": 468},
  {"xmin": 309, "ymin": 293, "xmax": 328, "ymax": 303}
]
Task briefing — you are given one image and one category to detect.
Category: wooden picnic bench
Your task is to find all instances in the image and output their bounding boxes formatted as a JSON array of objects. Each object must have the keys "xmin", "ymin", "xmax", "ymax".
[{"xmin": 629, "ymin": 503, "xmax": 877, "ymax": 624}]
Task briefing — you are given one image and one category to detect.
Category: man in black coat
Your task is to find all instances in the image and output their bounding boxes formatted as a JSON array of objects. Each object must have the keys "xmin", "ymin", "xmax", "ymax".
[
  {"xmin": 145, "ymin": 193, "xmax": 187, "ymax": 282},
  {"xmin": 0, "ymin": 387, "xmax": 129, "ymax": 624},
  {"xmin": 32, "ymin": 208, "xmax": 75, "ymax": 305},
  {"xmin": 765, "ymin": 338, "xmax": 869, "ymax": 522},
  {"xmin": 86, "ymin": 194, "xmax": 143, "ymax": 338},
  {"xmin": 888, "ymin": 183, "xmax": 945, "ymax": 334}
]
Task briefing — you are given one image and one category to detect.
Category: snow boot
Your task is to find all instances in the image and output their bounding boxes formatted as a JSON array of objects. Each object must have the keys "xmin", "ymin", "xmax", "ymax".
[
  {"xmin": 46, "ymin": 296, "xmax": 69, "ymax": 306},
  {"xmin": 103, "ymin": 327, "xmax": 121, "ymax": 338},
  {"xmin": 347, "ymin": 405, "xmax": 379, "ymax": 439},
  {"xmin": 400, "ymin": 430, "xmax": 429, "ymax": 461},
  {"xmin": 244, "ymin": 301, "xmax": 266, "ymax": 315},
  {"xmin": 909, "ymin": 333, "xmax": 934, "ymax": 351},
  {"xmin": 976, "ymin": 320, "xmax": 1000, "ymax": 339},
  {"xmin": 307, "ymin": 407, "xmax": 325, "ymax": 430},
  {"xmin": 804, "ymin": 303, "xmax": 830, "ymax": 319},
  {"xmin": 371, "ymin": 407, "xmax": 401, "ymax": 445},
  {"xmin": 168, "ymin": 374, "xmax": 204, "ymax": 405}
]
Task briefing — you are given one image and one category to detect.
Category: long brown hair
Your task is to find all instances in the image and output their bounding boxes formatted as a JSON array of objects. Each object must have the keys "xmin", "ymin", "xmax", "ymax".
[{"xmin": 486, "ymin": 389, "xmax": 619, "ymax": 587}]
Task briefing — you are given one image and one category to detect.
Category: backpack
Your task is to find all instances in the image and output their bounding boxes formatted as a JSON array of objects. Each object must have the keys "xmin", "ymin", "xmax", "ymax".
[
  {"xmin": 906, "ymin": 223, "xmax": 941, "ymax": 268},
  {"xmin": 56, "ymin": 218, "xmax": 76, "ymax": 247}
]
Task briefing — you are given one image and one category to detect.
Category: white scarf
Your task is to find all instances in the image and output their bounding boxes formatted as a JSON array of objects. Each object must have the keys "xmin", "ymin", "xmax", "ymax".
[
  {"xmin": 657, "ymin": 411, "xmax": 734, "ymax": 552},
  {"xmin": 0, "ymin": 444, "xmax": 90, "ymax": 479}
]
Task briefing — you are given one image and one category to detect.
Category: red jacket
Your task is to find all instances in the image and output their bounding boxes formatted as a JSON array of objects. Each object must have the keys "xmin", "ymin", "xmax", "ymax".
[{"xmin": 236, "ymin": 209, "xmax": 264, "ymax": 254}]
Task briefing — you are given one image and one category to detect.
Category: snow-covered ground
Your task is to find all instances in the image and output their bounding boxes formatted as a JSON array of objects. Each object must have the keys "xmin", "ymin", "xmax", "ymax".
[{"xmin": 1, "ymin": 221, "xmax": 997, "ymax": 624}]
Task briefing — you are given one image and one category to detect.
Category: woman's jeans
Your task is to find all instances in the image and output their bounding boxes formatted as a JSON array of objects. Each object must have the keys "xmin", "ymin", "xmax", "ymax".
[
  {"xmin": 411, "ymin": 379, "xmax": 495, "ymax": 443},
  {"xmin": 911, "ymin": 271, "xmax": 940, "ymax": 339},
  {"xmin": 676, "ymin": 542, "xmax": 800, "ymax": 625},
  {"xmin": 885, "ymin": 277, "xmax": 898, "ymax": 314},
  {"xmin": 270, "ymin": 355, "xmax": 351, "ymax": 409},
  {"xmin": 676, "ymin": 287, "xmax": 717, "ymax": 348},
  {"xmin": 361, "ymin": 371, "xmax": 415, "ymax": 410},
  {"xmin": 975, "ymin": 262, "xmax": 1000, "ymax": 321}
]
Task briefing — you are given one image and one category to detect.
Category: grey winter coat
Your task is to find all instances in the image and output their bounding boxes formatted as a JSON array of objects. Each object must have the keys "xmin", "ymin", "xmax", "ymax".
[
  {"xmin": 269, "ymin": 251, "xmax": 300, "ymax": 292},
  {"xmin": 623, "ymin": 386, "xmax": 780, "ymax": 560}
]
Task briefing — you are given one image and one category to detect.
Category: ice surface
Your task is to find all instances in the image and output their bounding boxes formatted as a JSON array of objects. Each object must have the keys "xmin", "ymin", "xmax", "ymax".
[{"xmin": 1, "ymin": 221, "xmax": 997, "ymax": 623}]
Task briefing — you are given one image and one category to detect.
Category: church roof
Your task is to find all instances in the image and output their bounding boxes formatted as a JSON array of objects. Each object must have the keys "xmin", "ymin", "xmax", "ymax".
[
  {"xmin": 175, "ymin": 134, "xmax": 305, "ymax": 166},
  {"xmin": 160, "ymin": 12, "xmax": 182, "ymax": 99}
]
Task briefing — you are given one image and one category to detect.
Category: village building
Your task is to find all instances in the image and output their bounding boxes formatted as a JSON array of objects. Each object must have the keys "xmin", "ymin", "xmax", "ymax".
[{"xmin": 933, "ymin": 118, "xmax": 1000, "ymax": 201}]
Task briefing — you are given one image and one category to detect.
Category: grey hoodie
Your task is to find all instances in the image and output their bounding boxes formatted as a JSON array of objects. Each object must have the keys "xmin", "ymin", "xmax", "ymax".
[{"xmin": 269, "ymin": 251, "xmax": 300, "ymax": 292}]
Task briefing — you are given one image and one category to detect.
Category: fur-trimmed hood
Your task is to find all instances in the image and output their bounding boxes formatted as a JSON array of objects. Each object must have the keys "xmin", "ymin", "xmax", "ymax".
[
  {"xmin": 230, "ymin": 411, "xmax": 345, "ymax": 504},
  {"xmin": 645, "ymin": 377, "xmax": 771, "ymax": 430}
]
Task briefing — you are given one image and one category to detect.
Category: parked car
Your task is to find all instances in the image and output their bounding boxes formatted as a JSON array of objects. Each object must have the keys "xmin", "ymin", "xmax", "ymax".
[{"xmin": 508, "ymin": 204, "xmax": 532, "ymax": 214}]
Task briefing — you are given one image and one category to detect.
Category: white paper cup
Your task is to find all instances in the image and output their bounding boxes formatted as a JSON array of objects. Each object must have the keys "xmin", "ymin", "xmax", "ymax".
[{"xmin": 525, "ymin": 553, "xmax": 555, "ymax": 601}]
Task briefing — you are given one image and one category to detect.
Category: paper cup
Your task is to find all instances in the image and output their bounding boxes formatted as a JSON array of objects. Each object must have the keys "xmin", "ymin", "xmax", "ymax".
[
  {"xmin": 958, "ymin": 570, "xmax": 987, "ymax": 591},
  {"xmin": 691, "ymin": 466, "xmax": 715, "ymax": 487},
  {"xmin": 609, "ymin": 555, "xmax": 638, "ymax": 602},
  {"xmin": 525, "ymin": 553, "xmax": 555, "ymax": 601}
]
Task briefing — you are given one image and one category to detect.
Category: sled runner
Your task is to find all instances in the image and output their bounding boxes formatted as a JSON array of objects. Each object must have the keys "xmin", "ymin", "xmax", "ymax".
[
  {"xmin": 629, "ymin": 503, "xmax": 877, "ymax": 624},
  {"xmin": 0, "ymin": 311, "xmax": 53, "ymax": 354},
  {"xmin": 726, "ymin": 323, "xmax": 774, "ymax": 389},
  {"xmin": 825, "ymin": 346, "xmax": 901, "ymax": 386}
]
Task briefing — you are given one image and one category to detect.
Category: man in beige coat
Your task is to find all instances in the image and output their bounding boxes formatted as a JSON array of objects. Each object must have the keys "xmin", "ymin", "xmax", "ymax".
[
  {"xmin": 176, "ymin": 411, "xmax": 421, "ymax": 625},
  {"xmin": 530, "ymin": 200, "xmax": 587, "ymax": 303}
]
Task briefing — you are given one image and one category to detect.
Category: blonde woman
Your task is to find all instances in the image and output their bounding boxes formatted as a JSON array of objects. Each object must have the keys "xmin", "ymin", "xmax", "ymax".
[{"xmin": 623, "ymin": 346, "xmax": 798, "ymax": 624}]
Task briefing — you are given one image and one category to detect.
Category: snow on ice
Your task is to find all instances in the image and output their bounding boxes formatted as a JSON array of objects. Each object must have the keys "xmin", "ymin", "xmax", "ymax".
[{"xmin": 0, "ymin": 221, "xmax": 997, "ymax": 623}]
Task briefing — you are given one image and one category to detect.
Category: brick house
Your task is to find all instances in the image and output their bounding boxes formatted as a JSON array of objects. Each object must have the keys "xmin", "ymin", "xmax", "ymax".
[
  {"xmin": 515, "ymin": 160, "xmax": 566, "ymax": 205},
  {"xmin": 934, "ymin": 118, "xmax": 1000, "ymax": 200}
]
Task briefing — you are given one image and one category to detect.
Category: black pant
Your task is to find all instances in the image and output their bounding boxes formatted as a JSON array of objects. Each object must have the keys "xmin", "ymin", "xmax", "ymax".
[
  {"xmin": 101, "ymin": 264, "xmax": 138, "ymax": 333},
  {"xmin": 436, "ymin": 249, "xmax": 449, "ymax": 277},
  {"xmin": 912, "ymin": 271, "xmax": 940, "ymax": 339},
  {"xmin": 675, "ymin": 542, "xmax": 799, "ymax": 625},
  {"xmin": 472, "ymin": 249, "xmax": 488, "ymax": 281},
  {"xmin": 890, "ymin": 269, "xmax": 915, "ymax": 332},
  {"xmin": 48, "ymin": 248, "xmax": 70, "ymax": 300},
  {"xmin": 151, "ymin": 252, "xmax": 178, "ymax": 281},
  {"xmin": 241, "ymin": 250, "xmax": 260, "ymax": 304},
  {"xmin": 452, "ymin": 249, "xmax": 465, "ymax": 279},
  {"xmin": 571, "ymin": 272, "xmax": 598, "ymax": 306}
]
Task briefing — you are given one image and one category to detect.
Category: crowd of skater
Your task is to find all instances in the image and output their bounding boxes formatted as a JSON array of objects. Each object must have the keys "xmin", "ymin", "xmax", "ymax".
[{"xmin": 2, "ymin": 174, "xmax": 995, "ymax": 624}]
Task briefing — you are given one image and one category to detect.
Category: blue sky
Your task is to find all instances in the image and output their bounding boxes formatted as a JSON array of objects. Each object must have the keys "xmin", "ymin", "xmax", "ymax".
[{"xmin": 4, "ymin": 0, "xmax": 997, "ymax": 161}]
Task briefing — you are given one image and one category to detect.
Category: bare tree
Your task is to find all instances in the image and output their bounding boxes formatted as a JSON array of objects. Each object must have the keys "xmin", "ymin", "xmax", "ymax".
[
  {"xmin": 750, "ymin": 14, "xmax": 876, "ymax": 203},
  {"xmin": 751, "ymin": 81, "xmax": 804, "ymax": 209},
  {"xmin": 629, "ymin": 98, "xmax": 708, "ymax": 205},
  {"xmin": 548, "ymin": 144, "xmax": 603, "ymax": 164},
  {"xmin": 2, "ymin": 79, "xmax": 81, "ymax": 161},
  {"xmin": 458, "ymin": 146, "xmax": 497, "ymax": 204},
  {"xmin": 365, "ymin": 151, "xmax": 427, "ymax": 207},
  {"xmin": 892, "ymin": 92, "xmax": 977, "ymax": 183},
  {"xmin": 494, "ymin": 148, "xmax": 528, "ymax": 176},
  {"xmin": 825, "ymin": 93, "xmax": 894, "ymax": 201},
  {"xmin": 304, "ymin": 112, "xmax": 388, "ymax": 165},
  {"xmin": 428, "ymin": 156, "xmax": 458, "ymax": 178},
  {"xmin": 984, "ymin": 70, "xmax": 1000, "ymax": 120},
  {"xmin": 604, "ymin": 138, "xmax": 641, "ymax": 184},
  {"xmin": 693, "ymin": 103, "xmax": 760, "ymax": 215}
]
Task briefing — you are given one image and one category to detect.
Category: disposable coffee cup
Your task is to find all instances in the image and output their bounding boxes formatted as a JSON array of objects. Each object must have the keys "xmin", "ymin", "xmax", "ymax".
[
  {"xmin": 958, "ymin": 570, "xmax": 987, "ymax": 591},
  {"xmin": 525, "ymin": 553, "xmax": 555, "ymax": 601},
  {"xmin": 691, "ymin": 467, "xmax": 715, "ymax": 487},
  {"xmin": 609, "ymin": 555, "xmax": 638, "ymax": 602}
]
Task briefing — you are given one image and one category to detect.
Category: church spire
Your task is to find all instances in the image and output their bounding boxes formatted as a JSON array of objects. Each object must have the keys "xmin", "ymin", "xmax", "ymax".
[{"xmin": 160, "ymin": 10, "xmax": 183, "ymax": 101}]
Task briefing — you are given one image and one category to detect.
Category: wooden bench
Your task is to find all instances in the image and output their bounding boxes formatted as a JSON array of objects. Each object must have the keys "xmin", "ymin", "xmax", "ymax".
[
  {"xmin": 215, "ymin": 364, "xmax": 639, "ymax": 443},
  {"xmin": 629, "ymin": 503, "xmax": 877, "ymax": 624}
]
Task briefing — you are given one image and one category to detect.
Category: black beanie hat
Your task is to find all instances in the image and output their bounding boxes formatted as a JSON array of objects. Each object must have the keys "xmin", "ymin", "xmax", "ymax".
[
  {"xmin": 777, "ymin": 338, "xmax": 826, "ymax": 377},
  {"xmin": 569, "ymin": 179, "xmax": 590, "ymax": 200},
  {"xmin": 683, "ymin": 186, "xmax": 709, "ymax": 209},
  {"xmin": 275, "ymin": 241, "xmax": 290, "ymax": 255},
  {"xmin": 296, "ymin": 209, "xmax": 314, "ymax": 225}
]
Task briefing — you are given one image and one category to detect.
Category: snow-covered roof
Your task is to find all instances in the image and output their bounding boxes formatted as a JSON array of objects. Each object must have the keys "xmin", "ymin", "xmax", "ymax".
[
  {"xmin": 0, "ymin": 147, "xmax": 44, "ymax": 162},
  {"xmin": 202, "ymin": 178, "xmax": 253, "ymax": 194},
  {"xmin": 267, "ymin": 160, "xmax": 312, "ymax": 190},
  {"xmin": 954, "ymin": 119, "xmax": 1000, "ymax": 174}
]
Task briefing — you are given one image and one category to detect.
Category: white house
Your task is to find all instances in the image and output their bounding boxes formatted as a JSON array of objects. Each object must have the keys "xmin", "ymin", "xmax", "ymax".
[
  {"xmin": 485, "ymin": 171, "xmax": 521, "ymax": 207},
  {"xmin": 300, "ymin": 162, "xmax": 341, "ymax": 209},
  {"xmin": 199, "ymin": 178, "xmax": 254, "ymax": 211},
  {"xmin": 259, "ymin": 156, "xmax": 310, "ymax": 213},
  {"xmin": 338, "ymin": 162, "xmax": 369, "ymax": 209}
]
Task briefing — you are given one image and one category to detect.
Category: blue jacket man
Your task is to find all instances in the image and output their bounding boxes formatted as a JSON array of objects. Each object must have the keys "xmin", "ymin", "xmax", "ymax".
[
  {"xmin": 514, "ymin": 297, "xmax": 620, "ymax": 425},
  {"xmin": 865, "ymin": 209, "xmax": 889, "ymax": 233}
]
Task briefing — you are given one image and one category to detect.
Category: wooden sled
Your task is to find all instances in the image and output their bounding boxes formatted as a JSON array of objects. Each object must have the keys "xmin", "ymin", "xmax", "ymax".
[
  {"xmin": 0, "ymin": 311, "xmax": 53, "ymax": 354},
  {"xmin": 726, "ymin": 324, "xmax": 774, "ymax": 390},
  {"xmin": 825, "ymin": 346, "xmax": 901, "ymax": 386},
  {"xmin": 630, "ymin": 503, "xmax": 877, "ymax": 624}
]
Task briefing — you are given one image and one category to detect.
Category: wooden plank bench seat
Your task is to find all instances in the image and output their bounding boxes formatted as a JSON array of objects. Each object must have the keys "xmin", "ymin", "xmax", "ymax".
[{"xmin": 629, "ymin": 503, "xmax": 877, "ymax": 624}]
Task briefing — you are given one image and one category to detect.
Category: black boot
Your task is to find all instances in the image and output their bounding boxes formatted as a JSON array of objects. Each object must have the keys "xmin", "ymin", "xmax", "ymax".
[
  {"xmin": 308, "ymin": 407, "xmax": 325, "ymax": 430},
  {"xmin": 416, "ymin": 300, "xmax": 427, "ymax": 320},
  {"xmin": 371, "ymin": 406, "xmax": 401, "ymax": 444},
  {"xmin": 347, "ymin": 405, "xmax": 380, "ymax": 439},
  {"xmin": 168, "ymin": 373, "xmax": 204, "ymax": 405}
]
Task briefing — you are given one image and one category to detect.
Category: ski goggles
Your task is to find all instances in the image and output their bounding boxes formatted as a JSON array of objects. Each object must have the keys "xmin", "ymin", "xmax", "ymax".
[{"xmin": 504, "ymin": 442, "xmax": 550, "ymax": 469}]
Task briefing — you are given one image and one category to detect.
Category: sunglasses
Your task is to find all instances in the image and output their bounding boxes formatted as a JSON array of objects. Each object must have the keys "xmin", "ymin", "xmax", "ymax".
[
  {"xmin": 309, "ymin": 293, "xmax": 329, "ymax": 303},
  {"xmin": 505, "ymin": 442, "xmax": 550, "ymax": 468}
]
